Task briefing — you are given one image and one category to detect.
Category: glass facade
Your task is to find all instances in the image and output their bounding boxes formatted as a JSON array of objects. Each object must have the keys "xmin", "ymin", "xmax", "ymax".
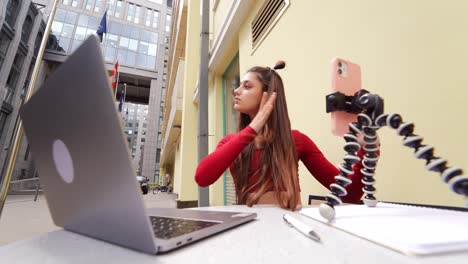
[
  {"xmin": 123, "ymin": 102, "xmax": 148, "ymax": 162},
  {"xmin": 105, "ymin": 20, "xmax": 158, "ymax": 69},
  {"xmin": 51, "ymin": 8, "xmax": 79, "ymax": 53},
  {"xmin": 49, "ymin": 8, "xmax": 159, "ymax": 71}
]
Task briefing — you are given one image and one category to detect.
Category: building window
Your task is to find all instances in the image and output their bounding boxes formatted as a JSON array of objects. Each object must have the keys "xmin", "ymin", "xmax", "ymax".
[
  {"xmin": 102, "ymin": 21, "xmax": 159, "ymax": 69},
  {"xmin": 66, "ymin": 14, "xmax": 99, "ymax": 52},
  {"xmin": 0, "ymin": 110, "xmax": 10, "ymax": 143},
  {"xmin": 34, "ymin": 32, "xmax": 43, "ymax": 57},
  {"xmin": 62, "ymin": 0, "xmax": 77, "ymax": 6},
  {"xmin": 152, "ymin": 10, "xmax": 159, "ymax": 28},
  {"xmin": 114, "ymin": 0, "xmax": 123, "ymax": 18},
  {"xmin": 21, "ymin": 15, "xmax": 34, "ymax": 44},
  {"xmin": 55, "ymin": 8, "xmax": 78, "ymax": 24},
  {"xmin": 51, "ymin": 20, "xmax": 73, "ymax": 53},
  {"xmin": 5, "ymin": 51, "xmax": 25, "ymax": 103},
  {"xmin": 85, "ymin": 0, "xmax": 95, "ymax": 11},
  {"xmin": 145, "ymin": 9, "xmax": 152, "ymax": 27},
  {"xmin": 77, "ymin": 14, "xmax": 100, "ymax": 30},
  {"xmin": 105, "ymin": 21, "xmax": 158, "ymax": 69},
  {"xmin": 134, "ymin": 5, "xmax": 141, "ymax": 24},
  {"xmin": 84, "ymin": 0, "xmax": 104, "ymax": 12},
  {"xmin": 127, "ymin": 3, "xmax": 135, "ymax": 22},
  {"xmin": 94, "ymin": 0, "xmax": 104, "ymax": 12},
  {"xmin": 21, "ymin": 62, "xmax": 34, "ymax": 99},
  {"xmin": 5, "ymin": 0, "xmax": 21, "ymax": 28},
  {"xmin": 165, "ymin": 14, "xmax": 171, "ymax": 32},
  {"xmin": 108, "ymin": 0, "xmax": 115, "ymax": 16},
  {"xmin": 0, "ymin": 30, "xmax": 12, "ymax": 71}
]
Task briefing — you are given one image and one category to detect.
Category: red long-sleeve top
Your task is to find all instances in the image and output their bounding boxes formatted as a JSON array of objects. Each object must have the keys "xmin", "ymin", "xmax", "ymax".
[{"xmin": 194, "ymin": 126, "xmax": 365, "ymax": 203}]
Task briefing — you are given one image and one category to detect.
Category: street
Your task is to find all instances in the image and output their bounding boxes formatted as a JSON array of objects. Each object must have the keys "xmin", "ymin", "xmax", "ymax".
[{"xmin": 0, "ymin": 192, "xmax": 177, "ymax": 246}]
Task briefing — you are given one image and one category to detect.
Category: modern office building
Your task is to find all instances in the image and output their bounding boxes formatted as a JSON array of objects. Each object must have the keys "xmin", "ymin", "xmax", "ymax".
[
  {"xmin": 1, "ymin": 0, "xmax": 172, "ymax": 192},
  {"xmin": 0, "ymin": 0, "xmax": 47, "ymax": 191},
  {"xmin": 43, "ymin": 0, "xmax": 172, "ymax": 183},
  {"xmin": 121, "ymin": 101, "xmax": 149, "ymax": 175}
]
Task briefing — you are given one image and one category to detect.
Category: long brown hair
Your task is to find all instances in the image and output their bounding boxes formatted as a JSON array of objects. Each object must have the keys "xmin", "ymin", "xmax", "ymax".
[{"xmin": 232, "ymin": 60, "xmax": 300, "ymax": 210}]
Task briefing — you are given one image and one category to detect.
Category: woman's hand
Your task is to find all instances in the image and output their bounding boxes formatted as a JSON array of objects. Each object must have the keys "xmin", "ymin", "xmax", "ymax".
[{"xmin": 249, "ymin": 92, "xmax": 276, "ymax": 133}]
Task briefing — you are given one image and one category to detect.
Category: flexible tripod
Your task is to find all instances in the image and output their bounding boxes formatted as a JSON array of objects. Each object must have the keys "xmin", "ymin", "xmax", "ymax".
[{"xmin": 320, "ymin": 90, "xmax": 468, "ymax": 221}]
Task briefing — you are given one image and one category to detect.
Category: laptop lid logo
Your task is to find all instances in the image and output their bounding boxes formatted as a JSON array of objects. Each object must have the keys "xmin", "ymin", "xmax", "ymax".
[{"xmin": 52, "ymin": 139, "xmax": 75, "ymax": 184}]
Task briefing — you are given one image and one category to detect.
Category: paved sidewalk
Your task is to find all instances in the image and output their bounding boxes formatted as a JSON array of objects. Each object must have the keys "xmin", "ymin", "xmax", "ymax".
[{"xmin": 0, "ymin": 192, "xmax": 177, "ymax": 246}]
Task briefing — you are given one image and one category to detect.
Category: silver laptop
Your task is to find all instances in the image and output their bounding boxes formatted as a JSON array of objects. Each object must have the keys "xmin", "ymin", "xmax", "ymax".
[{"xmin": 19, "ymin": 35, "xmax": 256, "ymax": 255}]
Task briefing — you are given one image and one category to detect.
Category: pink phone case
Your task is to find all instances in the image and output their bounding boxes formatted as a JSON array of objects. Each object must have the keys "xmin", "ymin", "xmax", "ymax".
[{"xmin": 330, "ymin": 58, "xmax": 361, "ymax": 136}]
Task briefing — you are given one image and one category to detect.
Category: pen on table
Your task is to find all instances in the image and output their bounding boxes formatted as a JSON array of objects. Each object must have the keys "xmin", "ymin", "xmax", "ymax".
[{"xmin": 283, "ymin": 213, "xmax": 321, "ymax": 242}]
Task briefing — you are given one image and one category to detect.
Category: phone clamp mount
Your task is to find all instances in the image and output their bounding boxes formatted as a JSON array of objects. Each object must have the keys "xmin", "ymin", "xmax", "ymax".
[{"xmin": 321, "ymin": 90, "xmax": 468, "ymax": 221}]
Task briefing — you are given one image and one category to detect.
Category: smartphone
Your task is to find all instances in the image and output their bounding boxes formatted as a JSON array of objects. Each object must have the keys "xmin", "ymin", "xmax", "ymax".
[{"xmin": 330, "ymin": 57, "xmax": 361, "ymax": 136}]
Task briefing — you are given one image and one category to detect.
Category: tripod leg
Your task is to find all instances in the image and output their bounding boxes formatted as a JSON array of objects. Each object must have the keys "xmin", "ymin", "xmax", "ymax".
[
  {"xmin": 361, "ymin": 126, "xmax": 380, "ymax": 207},
  {"xmin": 382, "ymin": 113, "xmax": 468, "ymax": 206},
  {"xmin": 319, "ymin": 121, "xmax": 363, "ymax": 221}
]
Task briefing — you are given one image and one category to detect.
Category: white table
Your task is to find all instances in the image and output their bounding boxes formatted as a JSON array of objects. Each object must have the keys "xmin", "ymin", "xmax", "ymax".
[{"xmin": 0, "ymin": 205, "xmax": 466, "ymax": 264}]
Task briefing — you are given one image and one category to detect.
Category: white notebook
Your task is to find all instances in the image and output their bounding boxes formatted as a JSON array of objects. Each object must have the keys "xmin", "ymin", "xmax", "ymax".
[{"xmin": 300, "ymin": 203, "xmax": 468, "ymax": 256}]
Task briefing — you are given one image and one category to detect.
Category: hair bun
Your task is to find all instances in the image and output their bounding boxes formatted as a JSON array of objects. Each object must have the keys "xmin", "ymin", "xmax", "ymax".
[{"xmin": 273, "ymin": 60, "xmax": 286, "ymax": 70}]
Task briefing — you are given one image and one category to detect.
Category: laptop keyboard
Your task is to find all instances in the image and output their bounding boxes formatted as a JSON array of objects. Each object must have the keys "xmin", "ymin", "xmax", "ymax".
[{"xmin": 149, "ymin": 216, "xmax": 221, "ymax": 239}]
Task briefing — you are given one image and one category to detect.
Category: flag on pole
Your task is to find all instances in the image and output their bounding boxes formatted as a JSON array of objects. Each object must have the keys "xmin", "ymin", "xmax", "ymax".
[
  {"xmin": 96, "ymin": 10, "xmax": 108, "ymax": 42},
  {"xmin": 109, "ymin": 61, "xmax": 119, "ymax": 91}
]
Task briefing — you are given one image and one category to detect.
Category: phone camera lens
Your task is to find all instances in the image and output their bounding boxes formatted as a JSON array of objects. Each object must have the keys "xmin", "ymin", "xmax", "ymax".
[
  {"xmin": 338, "ymin": 69, "xmax": 342, "ymax": 75},
  {"xmin": 338, "ymin": 61, "xmax": 342, "ymax": 67}
]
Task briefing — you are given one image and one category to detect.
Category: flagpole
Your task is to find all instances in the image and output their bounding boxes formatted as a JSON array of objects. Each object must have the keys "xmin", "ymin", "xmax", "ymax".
[
  {"xmin": 114, "ymin": 68, "xmax": 120, "ymax": 100},
  {"xmin": 0, "ymin": 0, "xmax": 60, "ymax": 218},
  {"xmin": 123, "ymin": 83, "xmax": 127, "ymax": 121},
  {"xmin": 123, "ymin": 83, "xmax": 127, "ymax": 103}
]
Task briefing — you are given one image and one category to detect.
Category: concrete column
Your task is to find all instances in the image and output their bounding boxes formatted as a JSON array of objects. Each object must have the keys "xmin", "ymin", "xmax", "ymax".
[{"xmin": 142, "ymin": 78, "xmax": 162, "ymax": 179}]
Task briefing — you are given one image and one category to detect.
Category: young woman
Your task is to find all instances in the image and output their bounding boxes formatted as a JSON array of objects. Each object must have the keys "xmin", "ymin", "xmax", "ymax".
[{"xmin": 194, "ymin": 61, "xmax": 365, "ymax": 210}]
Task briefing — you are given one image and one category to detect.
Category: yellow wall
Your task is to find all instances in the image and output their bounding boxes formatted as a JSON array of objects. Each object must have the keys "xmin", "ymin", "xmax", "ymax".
[
  {"xmin": 175, "ymin": 0, "xmax": 201, "ymax": 202},
  {"xmin": 211, "ymin": 0, "xmax": 232, "ymax": 40},
  {"xmin": 174, "ymin": 143, "xmax": 182, "ymax": 194},
  {"xmin": 234, "ymin": 0, "xmax": 468, "ymax": 206}
]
